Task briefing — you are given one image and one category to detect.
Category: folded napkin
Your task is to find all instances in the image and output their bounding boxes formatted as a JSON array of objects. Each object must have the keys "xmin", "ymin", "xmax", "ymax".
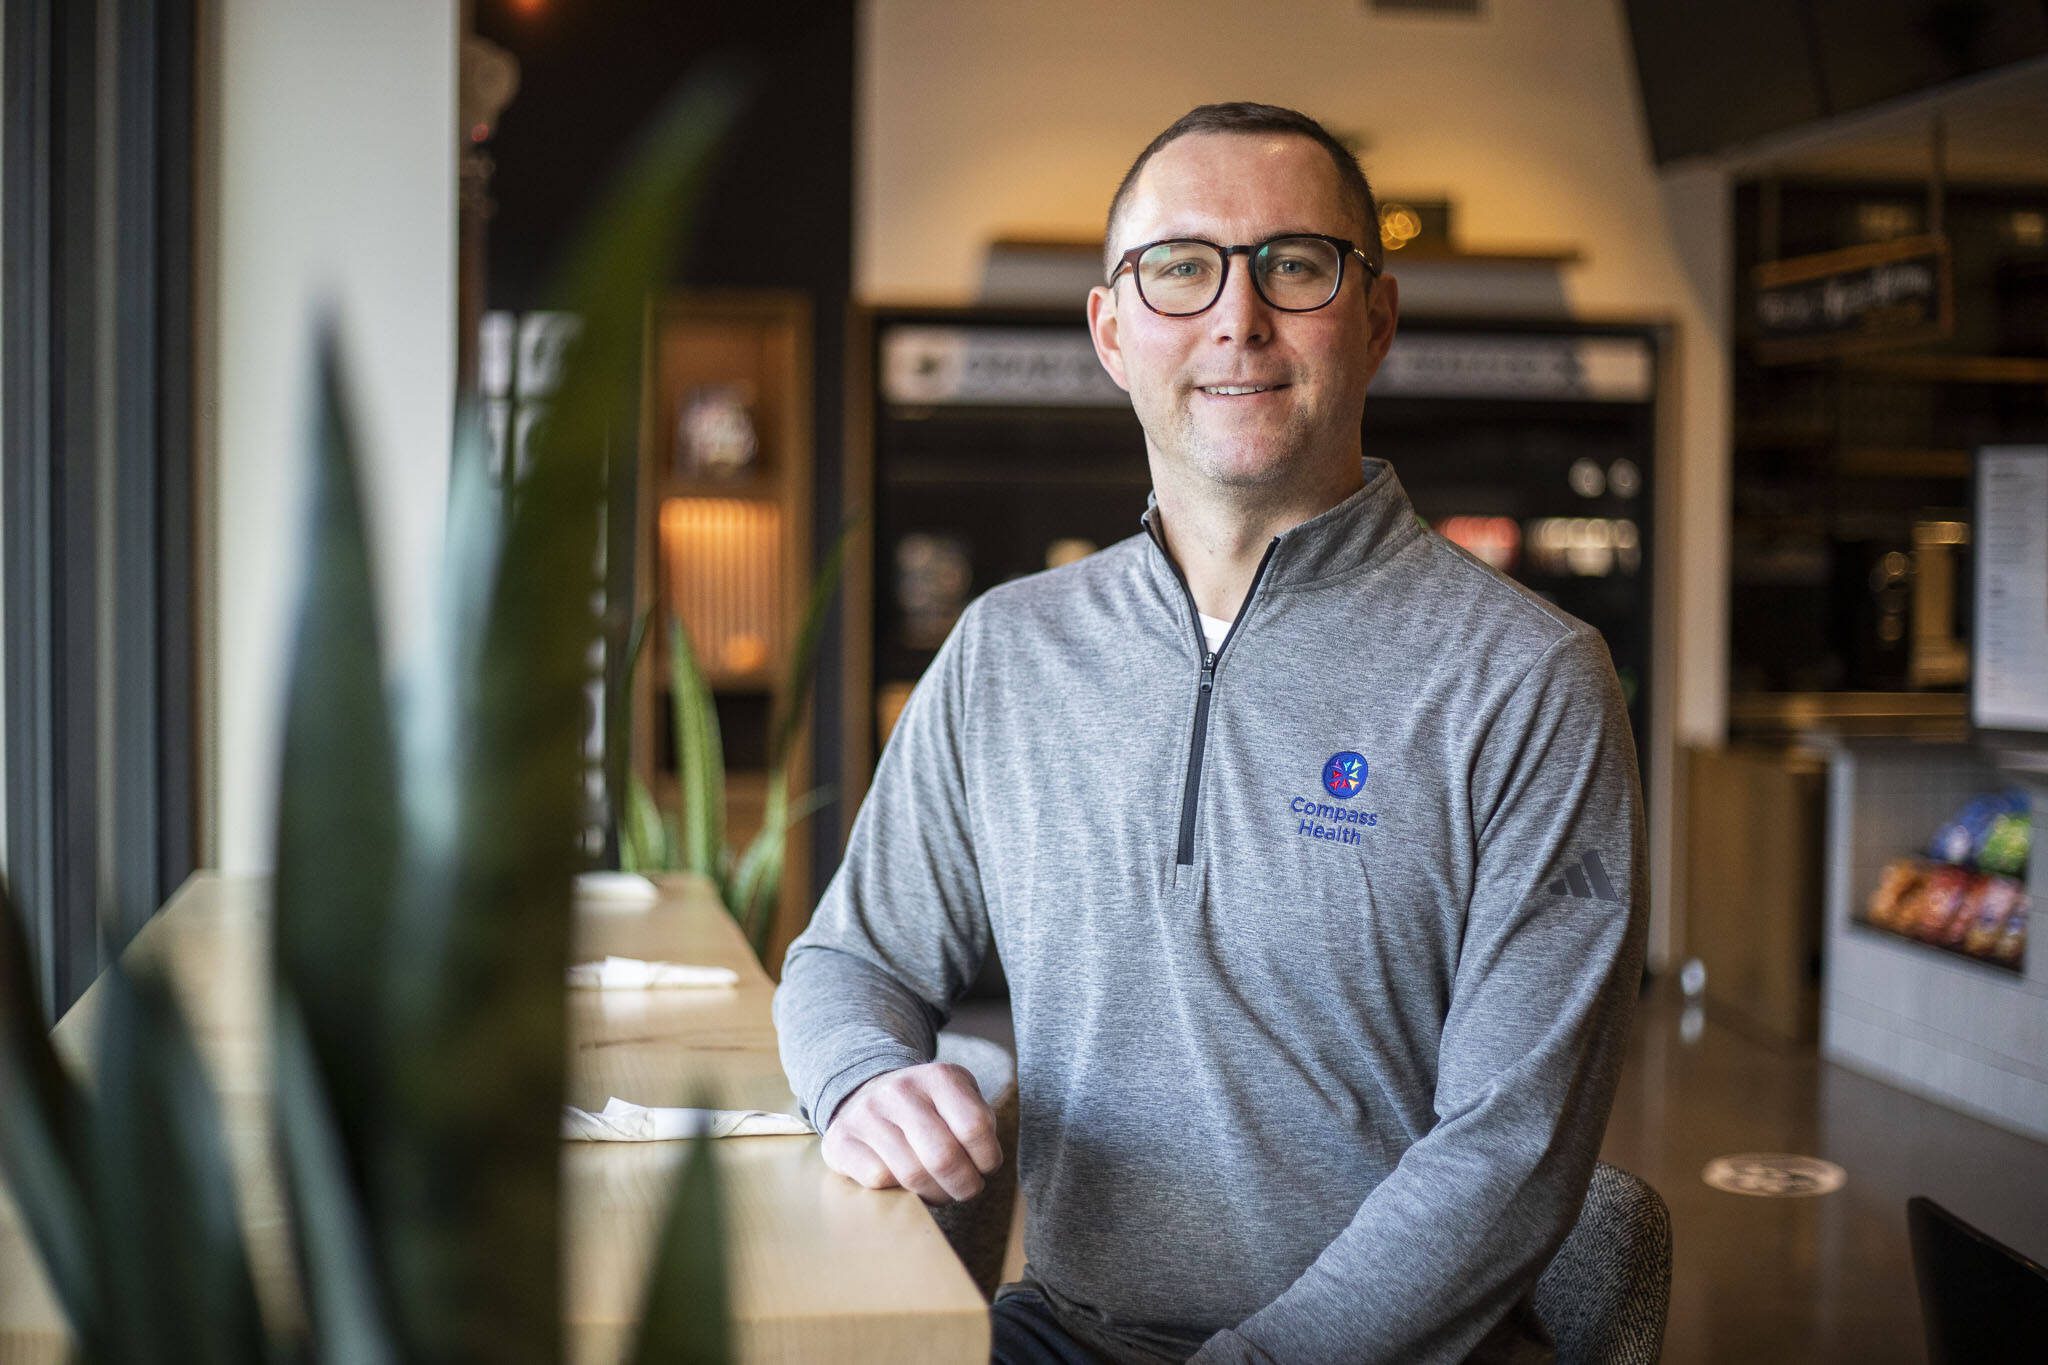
[
  {"xmin": 573, "ymin": 871, "xmax": 661, "ymax": 907},
  {"xmin": 567, "ymin": 956, "xmax": 739, "ymax": 990},
  {"xmin": 562, "ymin": 1096, "xmax": 812, "ymax": 1141}
]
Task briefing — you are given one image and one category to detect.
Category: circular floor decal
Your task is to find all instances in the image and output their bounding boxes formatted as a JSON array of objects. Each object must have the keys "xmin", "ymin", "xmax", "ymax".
[{"xmin": 1701, "ymin": 1153, "xmax": 1847, "ymax": 1198}]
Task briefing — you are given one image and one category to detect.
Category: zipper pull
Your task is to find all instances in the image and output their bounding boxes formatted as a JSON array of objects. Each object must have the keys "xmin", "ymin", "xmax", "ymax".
[{"xmin": 1201, "ymin": 651, "xmax": 1217, "ymax": 690}]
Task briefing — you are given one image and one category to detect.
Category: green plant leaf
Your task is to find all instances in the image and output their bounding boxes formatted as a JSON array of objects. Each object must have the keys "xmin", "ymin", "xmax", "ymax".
[
  {"xmin": 272, "ymin": 324, "xmax": 400, "ymax": 1199},
  {"xmin": 670, "ymin": 619, "xmax": 727, "ymax": 876},
  {"xmin": 624, "ymin": 603, "xmax": 654, "ymax": 685},
  {"xmin": 663, "ymin": 810, "xmax": 684, "ymax": 871},
  {"xmin": 627, "ymin": 1127, "xmax": 729, "ymax": 1365},
  {"xmin": 603, "ymin": 602, "xmax": 657, "ymax": 870},
  {"xmin": 0, "ymin": 879, "xmax": 101, "ymax": 1350},
  {"xmin": 371, "ymin": 72, "xmax": 743, "ymax": 1360},
  {"xmin": 765, "ymin": 514, "xmax": 861, "ymax": 774},
  {"xmin": 90, "ymin": 964, "xmax": 268, "ymax": 1362},
  {"xmin": 273, "ymin": 992, "xmax": 400, "ymax": 1363},
  {"xmin": 729, "ymin": 781, "xmax": 835, "ymax": 959},
  {"xmin": 728, "ymin": 778, "xmax": 786, "ymax": 952},
  {"xmin": 622, "ymin": 772, "xmax": 680, "ymax": 874}
]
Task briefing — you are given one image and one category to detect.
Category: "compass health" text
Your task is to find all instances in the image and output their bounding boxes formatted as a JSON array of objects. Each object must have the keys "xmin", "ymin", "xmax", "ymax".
[{"xmin": 1290, "ymin": 796, "xmax": 1377, "ymax": 845}]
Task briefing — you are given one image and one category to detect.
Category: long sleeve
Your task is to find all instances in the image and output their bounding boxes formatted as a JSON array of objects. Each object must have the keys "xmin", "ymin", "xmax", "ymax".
[
  {"xmin": 773, "ymin": 601, "xmax": 994, "ymax": 1135},
  {"xmin": 1191, "ymin": 628, "xmax": 1649, "ymax": 1364}
]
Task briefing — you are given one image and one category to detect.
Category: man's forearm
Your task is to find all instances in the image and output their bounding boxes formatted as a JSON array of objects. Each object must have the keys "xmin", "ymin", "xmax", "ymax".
[
  {"xmin": 774, "ymin": 943, "xmax": 943, "ymax": 1133},
  {"xmin": 1189, "ymin": 980, "xmax": 1634, "ymax": 1363}
]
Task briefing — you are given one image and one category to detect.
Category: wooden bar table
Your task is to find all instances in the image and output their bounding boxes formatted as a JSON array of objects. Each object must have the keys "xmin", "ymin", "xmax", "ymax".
[{"xmin": 0, "ymin": 873, "xmax": 990, "ymax": 1363}]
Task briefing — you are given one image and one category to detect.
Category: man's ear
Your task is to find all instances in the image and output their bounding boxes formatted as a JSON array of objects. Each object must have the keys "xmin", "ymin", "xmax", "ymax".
[
  {"xmin": 1362, "ymin": 272, "xmax": 1400, "ymax": 376},
  {"xmin": 1086, "ymin": 284, "xmax": 1132, "ymax": 393}
]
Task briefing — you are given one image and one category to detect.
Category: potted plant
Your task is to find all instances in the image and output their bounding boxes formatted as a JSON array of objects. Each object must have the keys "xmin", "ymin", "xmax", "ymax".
[{"xmin": 0, "ymin": 75, "xmax": 744, "ymax": 1363}]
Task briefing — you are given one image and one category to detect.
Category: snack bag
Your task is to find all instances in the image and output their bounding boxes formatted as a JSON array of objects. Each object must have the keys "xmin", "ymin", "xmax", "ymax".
[
  {"xmin": 1963, "ymin": 878, "xmax": 2024, "ymax": 958},
  {"xmin": 1991, "ymin": 898, "xmax": 2028, "ymax": 967},
  {"xmin": 1978, "ymin": 809, "xmax": 2031, "ymax": 878},
  {"xmin": 1866, "ymin": 859, "xmax": 1925, "ymax": 931},
  {"xmin": 1911, "ymin": 866, "xmax": 1973, "ymax": 942},
  {"xmin": 1928, "ymin": 789, "xmax": 2027, "ymax": 866}
]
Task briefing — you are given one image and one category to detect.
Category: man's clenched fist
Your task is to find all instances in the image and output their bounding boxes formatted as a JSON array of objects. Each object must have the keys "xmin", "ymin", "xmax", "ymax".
[{"xmin": 821, "ymin": 1061, "xmax": 1004, "ymax": 1205}]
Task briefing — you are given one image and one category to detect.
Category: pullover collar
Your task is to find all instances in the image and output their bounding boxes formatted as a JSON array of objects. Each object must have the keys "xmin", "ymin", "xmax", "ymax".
[{"xmin": 1140, "ymin": 456, "xmax": 1422, "ymax": 602}]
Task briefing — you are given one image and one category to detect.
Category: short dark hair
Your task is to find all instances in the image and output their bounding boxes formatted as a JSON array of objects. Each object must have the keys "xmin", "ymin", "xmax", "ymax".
[{"xmin": 1103, "ymin": 102, "xmax": 1383, "ymax": 276}]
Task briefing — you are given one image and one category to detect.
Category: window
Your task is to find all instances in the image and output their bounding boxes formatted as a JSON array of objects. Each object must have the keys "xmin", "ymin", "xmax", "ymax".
[{"xmin": 2, "ymin": 0, "xmax": 195, "ymax": 1016}]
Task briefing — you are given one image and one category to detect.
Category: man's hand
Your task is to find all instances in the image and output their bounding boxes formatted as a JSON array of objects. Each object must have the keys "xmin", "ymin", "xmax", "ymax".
[{"xmin": 821, "ymin": 1061, "xmax": 1004, "ymax": 1205}]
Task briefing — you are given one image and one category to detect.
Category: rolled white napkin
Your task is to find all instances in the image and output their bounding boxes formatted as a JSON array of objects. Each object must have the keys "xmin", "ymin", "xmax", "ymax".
[
  {"xmin": 562, "ymin": 1096, "xmax": 812, "ymax": 1141},
  {"xmin": 573, "ymin": 871, "xmax": 661, "ymax": 907},
  {"xmin": 567, "ymin": 956, "xmax": 739, "ymax": 990}
]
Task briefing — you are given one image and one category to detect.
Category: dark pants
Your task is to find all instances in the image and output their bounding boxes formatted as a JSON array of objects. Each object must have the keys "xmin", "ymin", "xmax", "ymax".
[{"xmin": 991, "ymin": 1288, "xmax": 1108, "ymax": 1365}]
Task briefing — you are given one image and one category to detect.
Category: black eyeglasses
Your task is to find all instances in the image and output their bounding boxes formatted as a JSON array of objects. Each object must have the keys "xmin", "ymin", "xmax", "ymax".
[{"xmin": 1106, "ymin": 233, "xmax": 1381, "ymax": 317}]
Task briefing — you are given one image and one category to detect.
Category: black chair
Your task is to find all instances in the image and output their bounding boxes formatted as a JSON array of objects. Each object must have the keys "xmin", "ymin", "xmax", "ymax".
[
  {"xmin": 1908, "ymin": 1195, "xmax": 2048, "ymax": 1364},
  {"xmin": 1531, "ymin": 1162, "xmax": 1673, "ymax": 1364}
]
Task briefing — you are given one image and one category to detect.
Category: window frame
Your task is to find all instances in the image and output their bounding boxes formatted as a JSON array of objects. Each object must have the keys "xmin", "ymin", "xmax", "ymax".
[{"xmin": 2, "ymin": 0, "xmax": 196, "ymax": 1017}]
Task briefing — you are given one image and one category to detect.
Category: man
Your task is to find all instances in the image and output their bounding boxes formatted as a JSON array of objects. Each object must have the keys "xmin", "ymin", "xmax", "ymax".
[{"xmin": 775, "ymin": 103, "xmax": 1647, "ymax": 1364}]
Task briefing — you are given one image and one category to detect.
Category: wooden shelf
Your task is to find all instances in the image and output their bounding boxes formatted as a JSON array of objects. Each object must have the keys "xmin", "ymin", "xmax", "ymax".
[
  {"xmin": 1837, "ymin": 447, "xmax": 1973, "ymax": 479},
  {"xmin": 1834, "ymin": 354, "xmax": 2048, "ymax": 384},
  {"xmin": 1382, "ymin": 244, "xmax": 1584, "ymax": 266},
  {"xmin": 1849, "ymin": 918, "xmax": 2023, "ymax": 977},
  {"xmin": 882, "ymin": 464, "xmax": 1154, "ymax": 488},
  {"xmin": 1728, "ymin": 690, "xmax": 1969, "ymax": 741},
  {"xmin": 661, "ymin": 476, "xmax": 782, "ymax": 502},
  {"xmin": 634, "ymin": 290, "xmax": 816, "ymax": 968}
]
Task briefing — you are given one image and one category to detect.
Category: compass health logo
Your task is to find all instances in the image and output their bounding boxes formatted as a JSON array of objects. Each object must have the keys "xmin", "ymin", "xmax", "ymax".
[
  {"xmin": 1322, "ymin": 751, "xmax": 1367, "ymax": 798},
  {"xmin": 1292, "ymin": 751, "xmax": 1376, "ymax": 846}
]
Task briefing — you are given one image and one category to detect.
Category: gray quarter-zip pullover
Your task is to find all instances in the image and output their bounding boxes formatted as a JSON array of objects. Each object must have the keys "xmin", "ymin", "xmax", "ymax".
[{"xmin": 774, "ymin": 458, "xmax": 1647, "ymax": 1363}]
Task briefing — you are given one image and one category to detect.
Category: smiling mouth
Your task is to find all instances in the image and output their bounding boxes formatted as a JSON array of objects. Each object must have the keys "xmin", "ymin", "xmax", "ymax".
[{"xmin": 1197, "ymin": 383, "xmax": 1289, "ymax": 396}]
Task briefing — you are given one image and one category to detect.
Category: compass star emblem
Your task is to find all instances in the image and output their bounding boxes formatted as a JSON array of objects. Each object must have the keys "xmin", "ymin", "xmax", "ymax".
[{"xmin": 1322, "ymin": 751, "xmax": 1368, "ymax": 799}]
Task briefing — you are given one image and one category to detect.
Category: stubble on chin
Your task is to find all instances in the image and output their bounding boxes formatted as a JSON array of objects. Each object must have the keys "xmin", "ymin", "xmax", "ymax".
[{"xmin": 1154, "ymin": 393, "xmax": 1321, "ymax": 495}]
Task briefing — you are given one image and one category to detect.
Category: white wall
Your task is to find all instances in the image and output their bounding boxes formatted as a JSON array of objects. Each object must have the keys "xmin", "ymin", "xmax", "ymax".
[
  {"xmin": 204, "ymin": 0, "xmax": 458, "ymax": 873},
  {"xmin": 858, "ymin": 0, "xmax": 1733, "ymax": 966}
]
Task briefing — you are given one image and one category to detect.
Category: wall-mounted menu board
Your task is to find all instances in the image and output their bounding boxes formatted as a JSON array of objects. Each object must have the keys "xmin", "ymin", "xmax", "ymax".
[{"xmin": 1972, "ymin": 446, "xmax": 2048, "ymax": 734}]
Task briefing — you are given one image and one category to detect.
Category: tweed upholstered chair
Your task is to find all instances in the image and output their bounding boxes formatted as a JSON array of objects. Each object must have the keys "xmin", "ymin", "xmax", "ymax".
[
  {"xmin": 1531, "ymin": 1162, "xmax": 1673, "ymax": 1364},
  {"xmin": 927, "ymin": 1031, "xmax": 1021, "ymax": 1300}
]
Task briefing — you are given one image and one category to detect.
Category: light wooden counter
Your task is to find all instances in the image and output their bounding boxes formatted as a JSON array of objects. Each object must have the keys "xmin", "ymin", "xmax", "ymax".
[{"xmin": 0, "ymin": 873, "xmax": 989, "ymax": 1362}]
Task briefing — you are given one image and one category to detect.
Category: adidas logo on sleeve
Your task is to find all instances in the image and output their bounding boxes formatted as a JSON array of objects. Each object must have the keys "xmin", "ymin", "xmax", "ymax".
[{"xmin": 1547, "ymin": 851, "xmax": 1620, "ymax": 903}]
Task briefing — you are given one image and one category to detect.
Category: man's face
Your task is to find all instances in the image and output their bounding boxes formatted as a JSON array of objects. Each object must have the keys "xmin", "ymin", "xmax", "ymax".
[{"xmin": 1087, "ymin": 132, "xmax": 1398, "ymax": 502}]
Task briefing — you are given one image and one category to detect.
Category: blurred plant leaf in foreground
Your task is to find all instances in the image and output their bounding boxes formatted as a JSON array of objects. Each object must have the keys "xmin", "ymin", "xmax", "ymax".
[
  {"xmin": 91, "ymin": 965, "xmax": 268, "ymax": 1361},
  {"xmin": 0, "ymin": 879, "xmax": 100, "ymax": 1352}
]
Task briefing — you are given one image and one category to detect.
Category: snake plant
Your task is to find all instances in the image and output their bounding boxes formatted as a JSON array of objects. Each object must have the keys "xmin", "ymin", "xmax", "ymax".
[
  {"xmin": 0, "ymin": 73, "xmax": 741, "ymax": 1362},
  {"xmin": 618, "ymin": 514, "xmax": 854, "ymax": 963}
]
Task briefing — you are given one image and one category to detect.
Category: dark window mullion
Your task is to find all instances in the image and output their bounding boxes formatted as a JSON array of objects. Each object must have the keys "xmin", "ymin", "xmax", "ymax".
[
  {"xmin": 4, "ymin": 0, "xmax": 64, "ymax": 1018},
  {"xmin": 154, "ymin": 0, "xmax": 197, "ymax": 914},
  {"xmin": 51, "ymin": 0, "xmax": 104, "ymax": 1012},
  {"xmin": 110, "ymin": 0, "xmax": 164, "ymax": 954}
]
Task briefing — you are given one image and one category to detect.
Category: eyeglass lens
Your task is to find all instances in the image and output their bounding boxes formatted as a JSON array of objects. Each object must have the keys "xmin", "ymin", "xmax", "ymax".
[{"xmin": 1134, "ymin": 237, "xmax": 1345, "ymax": 316}]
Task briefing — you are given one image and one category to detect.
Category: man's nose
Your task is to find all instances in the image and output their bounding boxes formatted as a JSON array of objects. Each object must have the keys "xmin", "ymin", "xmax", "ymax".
[{"xmin": 1207, "ymin": 258, "xmax": 1273, "ymax": 346}]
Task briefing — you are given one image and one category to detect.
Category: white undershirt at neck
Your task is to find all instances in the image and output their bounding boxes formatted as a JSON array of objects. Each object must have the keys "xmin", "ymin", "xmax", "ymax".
[{"xmin": 1198, "ymin": 612, "xmax": 1233, "ymax": 653}]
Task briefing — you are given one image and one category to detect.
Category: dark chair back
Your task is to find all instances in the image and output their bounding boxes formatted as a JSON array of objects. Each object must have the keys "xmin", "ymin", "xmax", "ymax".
[
  {"xmin": 1908, "ymin": 1194, "xmax": 2048, "ymax": 1364},
  {"xmin": 1532, "ymin": 1161, "xmax": 1672, "ymax": 1364}
]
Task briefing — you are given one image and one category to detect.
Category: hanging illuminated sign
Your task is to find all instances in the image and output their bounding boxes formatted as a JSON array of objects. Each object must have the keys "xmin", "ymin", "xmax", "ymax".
[{"xmin": 1752, "ymin": 234, "xmax": 1952, "ymax": 363}]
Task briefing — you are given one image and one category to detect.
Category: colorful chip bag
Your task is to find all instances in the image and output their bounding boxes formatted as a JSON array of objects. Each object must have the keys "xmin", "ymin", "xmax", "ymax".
[
  {"xmin": 1866, "ymin": 858, "xmax": 1926, "ymax": 932},
  {"xmin": 1962, "ymin": 877, "xmax": 2025, "ymax": 959},
  {"xmin": 1977, "ymin": 809, "xmax": 2031, "ymax": 878},
  {"xmin": 1928, "ymin": 788, "xmax": 2028, "ymax": 866}
]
